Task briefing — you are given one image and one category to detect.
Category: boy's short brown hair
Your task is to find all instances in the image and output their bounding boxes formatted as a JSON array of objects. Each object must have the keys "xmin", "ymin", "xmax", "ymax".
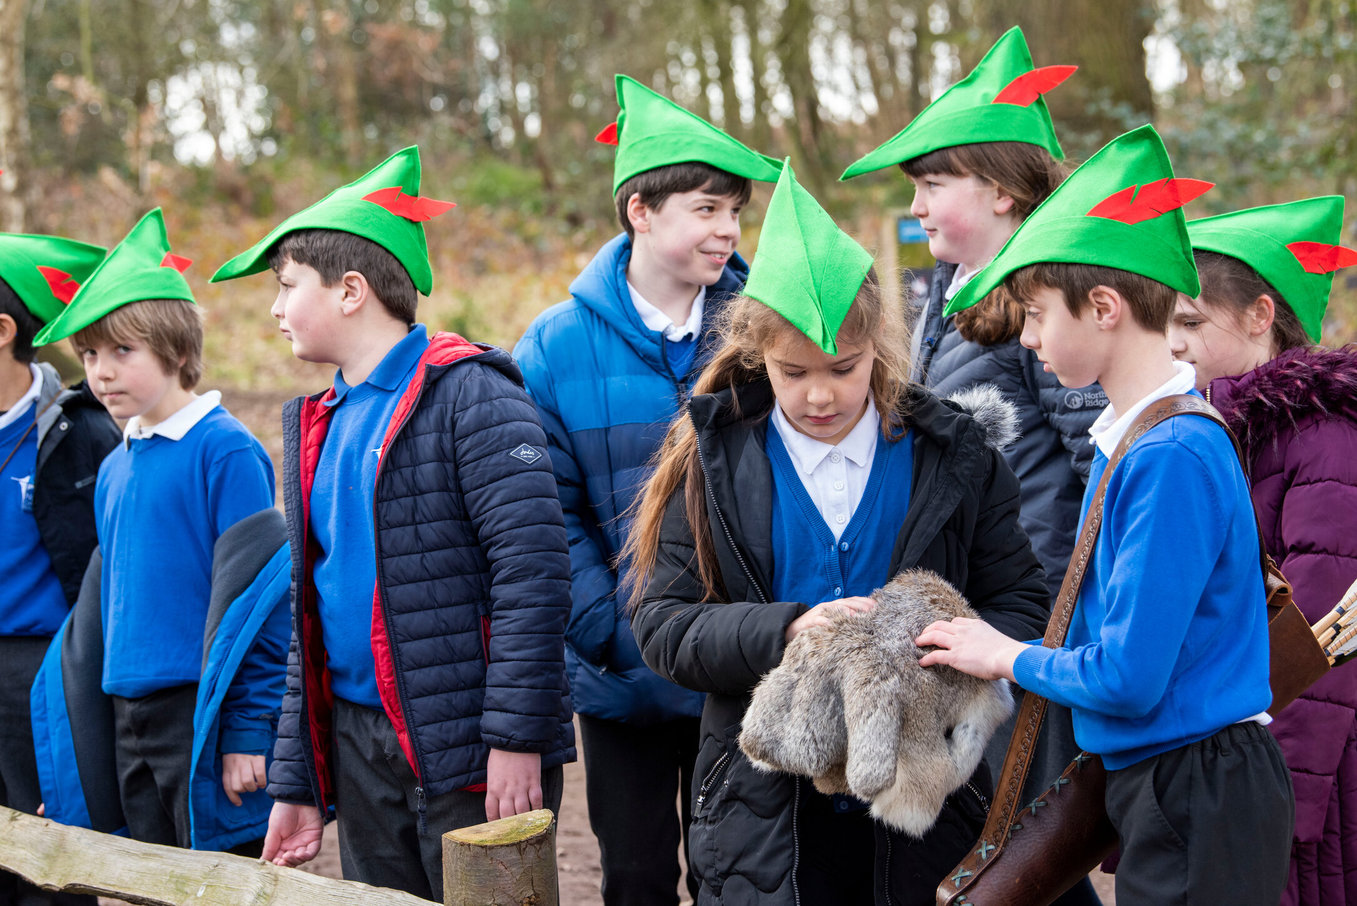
[
  {"xmin": 1005, "ymin": 262, "xmax": 1179, "ymax": 332},
  {"xmin": 266, "ymin": 229, "xmax": 418, "ymax": 325},
  {"xmin": 71, "ymin": 298, "xmax": 204, "ymax": 389},
  {"xmin": 615, "ymin": 162, "xmax": 753, "ymax": 239},
  {"xmin": 0, "ymin": 279, "xmax": 44, "ymax": 364}
]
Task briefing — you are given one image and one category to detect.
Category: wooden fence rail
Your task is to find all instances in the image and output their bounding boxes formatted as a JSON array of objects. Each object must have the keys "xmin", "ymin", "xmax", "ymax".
[{"xmin": 0, "ymin": 805, "xmax": 558, "ymax": 906}]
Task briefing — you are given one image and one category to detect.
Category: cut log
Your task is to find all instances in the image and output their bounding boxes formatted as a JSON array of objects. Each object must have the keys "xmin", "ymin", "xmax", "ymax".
[{"xmin": 443, "ymin": 809, "xmax": 557, "ymax": 906}]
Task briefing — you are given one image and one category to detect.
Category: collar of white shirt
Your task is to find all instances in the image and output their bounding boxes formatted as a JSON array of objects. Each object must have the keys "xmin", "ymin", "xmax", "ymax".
[
  {"xmin": 0, "ymin": 363, "xmax": 43, "ymax": 431},
  {"xmin": 1087, "ymin": 360, "xmax": 1197, "ymax": 458},
  {"xmin": 943, "ymin": 259, "xmax": 990, "ymax": 301},
  {"xmin": 628, "ymin": 282, "xmax": 707, "ymax": 341},
  {"xmin": 123, "ymin": 390, "xmax": 221, "ymax": 446},
  {"xmin": 772, "ymin": 398, "xmax": 880, "ymax": 475}
]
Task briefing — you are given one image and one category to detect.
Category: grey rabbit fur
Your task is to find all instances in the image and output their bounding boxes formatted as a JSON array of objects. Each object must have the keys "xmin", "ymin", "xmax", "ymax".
[{"xmin": 739, "ymin": 568, "xmax": 1014, "ymax": 837}]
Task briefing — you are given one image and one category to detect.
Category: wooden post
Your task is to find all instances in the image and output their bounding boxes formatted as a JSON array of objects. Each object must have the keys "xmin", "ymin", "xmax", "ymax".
[{"xmin": 442, "ymin": 809, "xmax": 557, "ymax": 906}]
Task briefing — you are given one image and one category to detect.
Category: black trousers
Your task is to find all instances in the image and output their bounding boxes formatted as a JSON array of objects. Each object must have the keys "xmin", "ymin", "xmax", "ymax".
[
  {"xmin": 332, "ymin": 698, "xmax": 564, "ymax": 902},
  {"xmin": 0, "ymin": 636, "xmax": 94, "ymax": 906},
  {"xmin": 1105, "ymin": 721, "xmax": 1294, "ymax": 905},
  {"xmin": 577, "ymin": 714, "xmax": 700, "ymax": 906},
  {"xmin": 111, "ymin": 684, "xmax": 198, "ymax": 848}
]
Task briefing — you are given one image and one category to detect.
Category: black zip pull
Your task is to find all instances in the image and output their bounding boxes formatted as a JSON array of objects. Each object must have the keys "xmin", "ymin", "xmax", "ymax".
[{"xmin": 416, "ymin": 785, "xmax": 428, "ymax": 836}]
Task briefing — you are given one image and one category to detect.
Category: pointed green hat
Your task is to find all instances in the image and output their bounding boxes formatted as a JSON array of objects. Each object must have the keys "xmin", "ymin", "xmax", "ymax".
[
  {"xmin": 1188, "ymin": 196, "xmax": 1351, "ymax": 343},
  {"xmin": 34, "ymin": 209, "xmax": 195, "ymax": 346},
  {"xmin": 599, "ymin": 75, "xmax": 783, "ymax": 194},
  {"xmin": 945, "ymin": 125, "xmax": 1212, "ymax": 317},
  {"xmin": 210, "ymin": 146, "xmax": 454, "ymax": 294},
  {"xmin": 0, "ymin": 233, "xmax": 106, "ymax": 324},
  {"xmin": 841, "ymin": 27, "xmax": 1073, "ymax": 180},
  {"xmin": 742, "ymin": 161, "xmax": 874, "ymax": 355}
]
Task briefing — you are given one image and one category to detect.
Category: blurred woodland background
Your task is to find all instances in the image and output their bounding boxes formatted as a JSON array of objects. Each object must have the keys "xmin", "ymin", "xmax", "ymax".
[{"xmin": 1, "ymin": 0, "xmax": 1355, "ymax": 406}]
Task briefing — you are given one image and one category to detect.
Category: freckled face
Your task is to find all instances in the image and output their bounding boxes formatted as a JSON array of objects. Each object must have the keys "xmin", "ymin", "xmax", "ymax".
[{"xmin": 764, "ymin": 331, "xmax": 875, "ymax": 447}]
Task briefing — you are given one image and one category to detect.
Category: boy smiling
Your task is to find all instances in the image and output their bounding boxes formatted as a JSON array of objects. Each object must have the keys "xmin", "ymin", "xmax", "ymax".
[{"xmin": 514, "ymin": 75, "xmax": 780, "ymax": 906}]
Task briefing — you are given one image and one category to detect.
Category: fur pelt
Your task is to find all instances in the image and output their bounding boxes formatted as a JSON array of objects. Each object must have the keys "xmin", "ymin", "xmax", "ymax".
[
  {"xmin": 1210, "ymin": 344, "xmax": 1357, "ymax": 466},
  {"xmin": 945, "ymin": 383, "xmax": 1021, "ymax": 450},
  {"xmin": 739, "ymin": 569, "xmax": 1013, "ymax": 837}
]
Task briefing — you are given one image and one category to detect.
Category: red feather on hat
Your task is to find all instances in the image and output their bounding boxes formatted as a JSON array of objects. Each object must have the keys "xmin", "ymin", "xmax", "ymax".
[
  {"xmin": 1287, "ymin": 241, "xmax": 1357, "ymax": 274},
  {"xmin": 36, "ymin": 266, "xmax": 81, "ymax": 304},
  {"xmin": 595, "ymin": 122, "xmax": 620, "ymax": 145},
  {"xmin": 992, "ymin": 65, "xmax": 1078, "ymax": 106},
  {"xmin": 362, "ymin": 187, "xmax": 456, "ymax": 222},
  {"xmin": 1086, "ymin": 178, "xmax": 1214, "ymax": 225},
  {"xmin": 161, "ymin": 253, "xmax": 193, "ymax": 273}
]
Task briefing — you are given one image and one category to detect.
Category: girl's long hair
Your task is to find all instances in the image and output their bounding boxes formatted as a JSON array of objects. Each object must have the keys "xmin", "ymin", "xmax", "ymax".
[
  {"xmin": 1193, "ymin": 250, "xmax": 1312, "ymax": 354},
  {"xmin": 622, "ymin": 270, "xmax": 910, "ymax": 609}
]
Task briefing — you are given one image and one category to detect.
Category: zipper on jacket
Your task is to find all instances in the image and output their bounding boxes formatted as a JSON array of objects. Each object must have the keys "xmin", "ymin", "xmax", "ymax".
[
  {"xmin": 694, "ymin": 750, "xmax": 732, "ymax": 812},
  {"xmin": 693, "ymin": 430, "xmax": 768, "ymax": 604},
  {"xmin": 965, "ymin": 780, "xmax": 990, "ymax": 813},
  {"xmin": 791, "ymin": 775, "xmax": 802, "ymax": 906},
  {"xmin": 416, "ymin": 785, "xmax": 428, "ymax": 836},
  {"xmin": 371, "ymin": 367, "xmax": 433, "ymax": 795}
]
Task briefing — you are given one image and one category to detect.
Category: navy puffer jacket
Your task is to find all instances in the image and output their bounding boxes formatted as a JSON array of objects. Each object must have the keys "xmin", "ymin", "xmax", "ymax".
[{"xmin": 268, "ymin": 333, "xmax": 575, "ymax": 809}]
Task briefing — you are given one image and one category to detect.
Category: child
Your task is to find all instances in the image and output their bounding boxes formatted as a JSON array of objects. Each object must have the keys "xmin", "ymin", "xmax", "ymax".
[
  {"xmin": 843, "ymin": 37, "xmax": 1102, "ymax": 876},
  {"xmin": 626, "ymin": 162, "xmax": 1049, "ymax": 906},
  {"xmin": 31, "ymin": 209, "xmax": 284, "ymax": 853},
  {"xmin": 209, "ymin": 146, "xmax": 575, "ymax": 901},
  {"xmin": 0, "ymin": 231, "xmax": 114, "ymax": 906},
  {"xmin": 917, "ymin": 125, "xmax": 1295, "ymax": 904},
  {"xmin": 514, "ymin": 74, "xmax": 781, "ymax": 906},
  {"xmin": 1171, "ymin": 196, "xmax": 1357, "ymax": 905}
]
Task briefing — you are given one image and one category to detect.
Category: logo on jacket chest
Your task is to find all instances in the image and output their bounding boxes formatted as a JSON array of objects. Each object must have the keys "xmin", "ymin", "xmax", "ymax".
[{"xmin": 509, "ymin": 443, "xmax": 543, "ymax": 464}]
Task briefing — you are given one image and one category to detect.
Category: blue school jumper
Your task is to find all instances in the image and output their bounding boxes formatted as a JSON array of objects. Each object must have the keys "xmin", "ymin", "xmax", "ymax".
[
  {"xmin": 765, "ymin": 426, "xmax": 913, "ymax": 605},
  {"xmin": 1012, "ymin": 413, "xmax": 1272, "ymax": 770},
  {"xmin": 0, "ymin": 398, "xmax": 68, "ymax": 635},
  {"xmin": 95, "ymin": 405, "xmax": 274, "ymax": 699},
  {"xmin": 309, "ymin": 324, "xmax": 428, "ymax": 710}
]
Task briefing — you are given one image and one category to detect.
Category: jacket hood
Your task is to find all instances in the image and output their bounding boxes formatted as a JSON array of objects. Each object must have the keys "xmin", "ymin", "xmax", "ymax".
[
  {"xmin": 1209, "ymin": 344, "xmax": 1357, "ymax": 465},
  {"xmin": 568, "ymin": 233, "xmax": 749, "ymax": 373}
]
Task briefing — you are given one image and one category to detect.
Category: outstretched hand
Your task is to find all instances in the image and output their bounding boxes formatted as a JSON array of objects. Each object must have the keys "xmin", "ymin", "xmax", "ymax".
[
  {"xmin": 262, "ymin": 801, "xmax": 325, "ymax": 867},
  {"xmin": 916, "ymin": 616, "xmax": 1025, "ymax": 681}
]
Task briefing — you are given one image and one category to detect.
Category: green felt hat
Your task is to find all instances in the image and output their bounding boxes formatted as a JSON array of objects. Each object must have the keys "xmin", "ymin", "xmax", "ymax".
[
  {"xmin": 0, "ymin": 233, "xmax": 106, "ymax": 324},
  {"xmin": 840, "ymin": 27, "xmax": 1073, "ymax": 180},
  {"xmin": 1188, "ymin": 196, "xmax": 1352, "ymax": 343},
  {"xmin": 210, "ymin": 146, "xmax": 453, "ymax": 294},
  {"xmin": 599, "ymin": 74, "xmax": 783, "ymax": 194},
  {"xmin": 945, "ymin": 124, "xmax": 1212, "ymax": 317},
  {"xmin": 34, "ymin": 209, "xmax": 195, "ymax": 346},
  {"xmin": 742, "ymin": 161, "xmax": 874, "ymax": 355}
]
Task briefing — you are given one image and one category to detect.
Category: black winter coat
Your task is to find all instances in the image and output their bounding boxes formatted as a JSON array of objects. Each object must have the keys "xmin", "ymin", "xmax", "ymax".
[
  {"xmin": 32, "ymin": 363, "xmax": 121, "ymax": 605},
  {"xmin": 268, "ymin": 334, "xmax": 575, "ymax": 811},
  {"xmin": 632, "ymin": 380, "xmax": 1049, "ymax": 905}
]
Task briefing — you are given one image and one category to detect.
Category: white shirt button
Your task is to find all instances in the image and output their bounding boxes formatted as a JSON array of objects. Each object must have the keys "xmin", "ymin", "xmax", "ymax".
[
  {"xmin": 835, "ymin": 513, "xmax": 847, "ymax": 524},
  {"xmin": 834, "ymin": 480, "xmax": 845, "ymax": 491},
  {"xmin": 830, "ymin": 451, "xmax": 842, "ymax": 463}
]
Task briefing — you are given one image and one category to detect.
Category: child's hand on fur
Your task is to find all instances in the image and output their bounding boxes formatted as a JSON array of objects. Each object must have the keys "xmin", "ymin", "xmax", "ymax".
[
  {"xmin": 785, "ymin": 596, "xmax": 875, "ymax": 642},
  {"xmin": 916, "ymin": 617, "xmax": 1025, "ymax": 681},
  {"xmin": 222, "ymin": 752, "xmax": 268, "ymax": 806}
]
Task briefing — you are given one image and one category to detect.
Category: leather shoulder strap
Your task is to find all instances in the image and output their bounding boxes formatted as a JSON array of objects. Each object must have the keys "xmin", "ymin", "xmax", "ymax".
[{"xmin": 980, "ymin": 393, "xmax": 1209, "ymax": 842}]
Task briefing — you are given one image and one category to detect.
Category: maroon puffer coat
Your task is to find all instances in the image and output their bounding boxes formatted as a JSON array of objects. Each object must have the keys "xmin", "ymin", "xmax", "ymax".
[{"xmin": 1210, "ymin": 345, "xmax": 1357, "ymax": 906}]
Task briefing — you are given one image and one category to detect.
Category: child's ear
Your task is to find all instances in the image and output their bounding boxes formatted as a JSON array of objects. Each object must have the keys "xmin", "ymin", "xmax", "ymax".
[
  {"xmin": 992, "ymin": 190, "xmax": 1017, "ymax": 218},
  {"xmin": 1245, "ymin": 293, "xmax": 1277, "ymax": 338},
  {"xmin": 626, "ymin": 193, "xmax": 653, "ymax": 235},
  {"xmin": 0, "ymin": 313, "xmax": 17, "ymax": 350},
  {"xmin": 1088, "ymin": 285, "xmax": 1123, "ymax": 329},
  {"xmin": 337, "ymin": 271, "xmax": 370, "ymax": 316}
]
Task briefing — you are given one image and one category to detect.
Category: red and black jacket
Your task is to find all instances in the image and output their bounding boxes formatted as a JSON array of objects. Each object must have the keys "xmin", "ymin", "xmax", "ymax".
[{"xmin": 267, "ymin": 333, "xmax": 575, "ymax": 810}]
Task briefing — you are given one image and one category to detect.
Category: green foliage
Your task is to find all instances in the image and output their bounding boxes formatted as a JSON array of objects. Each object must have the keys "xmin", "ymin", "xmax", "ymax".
[{"xmin": 450, "ymin": 157, "xmax": 546, "ymax": 215}]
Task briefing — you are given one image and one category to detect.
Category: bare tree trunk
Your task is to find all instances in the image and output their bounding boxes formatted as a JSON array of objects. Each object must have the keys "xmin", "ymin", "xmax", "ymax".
[
  {"xmin": 737, "ymin": 0, "xmax": 772, "ymax": 153},
  {"xmin": 0, "ymin": 0, "xmax": 30, "ymax": 231}
]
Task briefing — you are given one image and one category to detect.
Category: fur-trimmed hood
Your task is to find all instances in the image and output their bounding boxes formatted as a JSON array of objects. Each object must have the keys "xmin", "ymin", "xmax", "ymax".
[{"xmin": 1208, "ymin": 345, "xmax": 1357, "ymax": 466}]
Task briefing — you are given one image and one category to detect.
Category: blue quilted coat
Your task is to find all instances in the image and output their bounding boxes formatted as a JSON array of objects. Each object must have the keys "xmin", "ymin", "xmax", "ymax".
[{"xmin": 514, "ymin": 234, "xmax": 747, "ymax": 724}]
